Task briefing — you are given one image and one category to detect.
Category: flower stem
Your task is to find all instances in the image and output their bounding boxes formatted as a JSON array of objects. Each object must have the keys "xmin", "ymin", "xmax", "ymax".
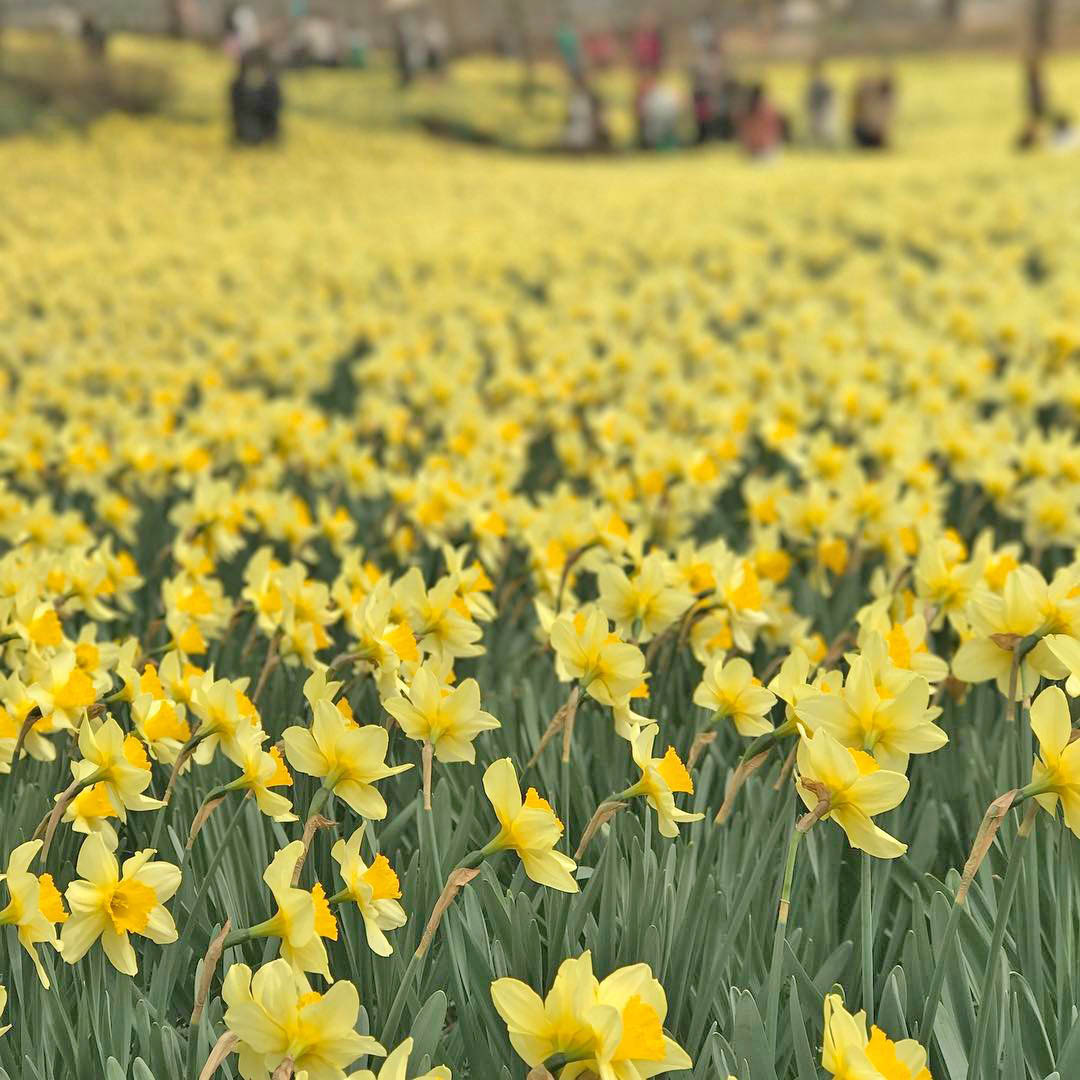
[
  {"xmin": 378, "ymin": 848, "xmax": 485, "ymax": 1045},
  {"xmin": 179, "ymin": 795, "xmax": 249, "ymax": 942},
  {"xmin": 861, "ymin": 851, "xmax": 874, "ymax": 1027},
  {"xmin": 918, "ymin": 893, "xmax": 965, "ymax": 1046},
  {"xmin": 765, "ymin": 806, "xmax": 800, "ymax": 1046},
  {"xmin": 969, "ymin": 802, "xmax": 1038, "ymax": 1078}
]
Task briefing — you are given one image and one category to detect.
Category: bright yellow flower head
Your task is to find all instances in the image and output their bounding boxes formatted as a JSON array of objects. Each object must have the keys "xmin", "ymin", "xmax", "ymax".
[
  {"xmin": 795, "ymin": 653, "xmax": 946, "ymax": 772},
  {"xmin": 283, "ymin": 701, "xmax": 412, "ymax": 820},
  {"xmin": 60, "ymin": 834, "xmax": 180, "ymax": 976},
  {"xmin": 823, "ymin": 994, "xmax": 931, "ymax": 1080},
  {"xmin": 624, "ymin": 725, "xmax": 704, "ymax": 838},
  {"xmin": 491, "ymin": 951, "xmax": 692, "ymax": 1079},
  {"xmin": 547, "ymin": 606, "xmax": 647, "ymax": 708},
  {"xmin": 481, "ymin": 758, "xmax": 578, "ymax": 893},
  {"xmin": 796, "ymin": 727, "xmax": 909, "ymax": 858},
  {"xmin": 382, "ymin": 661, "xmax": 499, "ymax": 764},
  {"xmin": 348, "ymin": 1037, "xmax": 451, "ymax": 1080},
  {"xmin": 69, "ymin": 715, "xmax": 164, "ymax": 821},
  {"xmin": 0, "ymin": 840, "xmax": 63, "ymax": 987},
  {"xmin": 254, "ymin": 841, "xmax": 334, "ymax": 982},
  {"xmin": 330, "ymin": 825, "xmax": 407, "ymax": 958},
  {"xmin": 693, "ymin": 656, "xmax": 776, "ymax": 737},
  {"xmin": 223, "ymin": 958, "xmax": 385, "ymax": 1079}
]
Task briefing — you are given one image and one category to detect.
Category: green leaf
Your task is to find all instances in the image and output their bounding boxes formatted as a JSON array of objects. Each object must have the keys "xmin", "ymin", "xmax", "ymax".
[{"xmin": 408, "ymin": 991, "xmax": 448, "ymax": 1070}]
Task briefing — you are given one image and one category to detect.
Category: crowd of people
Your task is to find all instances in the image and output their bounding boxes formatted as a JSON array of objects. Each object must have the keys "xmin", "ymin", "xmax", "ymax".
[
  {"xmin": 559, "ymin": 14, "xmax": 903, "ymax": 158},
  {"xmin": 214, "ymin": 3, "xmax": 1071, "ymax": 159}
]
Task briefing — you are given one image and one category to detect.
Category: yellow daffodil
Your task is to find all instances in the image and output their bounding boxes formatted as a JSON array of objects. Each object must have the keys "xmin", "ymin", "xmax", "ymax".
[
  {"xmin": 248, "ymin": 841, "xmax": 336, "ymax": 981},
  {"xmin": 382, "ymin": 661, "xmax": 499, "ymax": 763},
  {"xmin": 330, "ymin": 826, "xmax": 406, "ymax": 957},
  {"xmin": 0, "ymin": 840, "xmax": 65, "ymax": 987},
  {"xmin": 795, "ymin": 654, "xmax": 946, "ymax": 772},
  {"xmin": 68, "ymin": 715, "xmax": 163, "ymax": 819},
  {"xmin": 547, "ymin": 606, "xmax": 647, "ymax": 708},
  {"xmin": 795, "ymin": 727, "xmax": 909, "ymax": 858},
  {"xmin": 623, "ymin": 725, "xmax": 704, "ymax": 838},
  {"xmin": 481, "ymin": 758, "xmax": 578, "ymax": 892},
  {"xmin": 223, "ymin": 958, "xmax": 385, "ymax": 1079},
  {"xmin": 822, "ymin": 994, "xmax": 931, "ymax": 1080},
  {"xmin": 1028, "ymin": 685, "xmax": 1080, "ymax": 836},
  {"xmin": 60, "ymin": 835, "xmax": 180, "ymax": 975},
  {"xmin": 224, "ymin": 725, "xmax": 297, "ymax": 822},
  {"xmin": 347, "ymin": 1037, "xmax": 451, "ymax": 1080},
  {"xmin": 692, "ymin": 656, "xmax": 776, "ymax": 736},
  {"xmin": 283, "ymin": 701, "xmax": 411, "ymax": 819},
  {"xmin": 491, "ymin": 951, "xmax": 692, "ymax": 1079}
]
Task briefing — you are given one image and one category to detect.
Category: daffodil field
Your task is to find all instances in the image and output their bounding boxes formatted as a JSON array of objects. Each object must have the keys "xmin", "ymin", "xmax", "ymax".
[{"xmin": 4, "ymin": 36, "xmax": 1080, "ymax": 1080}]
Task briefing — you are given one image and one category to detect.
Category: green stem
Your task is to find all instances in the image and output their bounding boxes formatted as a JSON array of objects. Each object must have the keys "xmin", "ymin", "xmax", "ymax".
[
  {"xmin": 178, "ymin": 795, "xmax": 249, "ymax": 941},
  {"xmin": 306, "ymin": 783, "xmax": 333, "ymax": 822},
  {"xmin": 150, "ymin": 730, "xmax": 210, "ymax": 851},
  {"xmin": 861, "ymin": 851, "xmax": 874, "ymax": 1027},
  {"xmin": 378, "ymin": 848, "xmax": 485, "ymax": 1045},
  {"xmin": 919, "ymin": 894, "xmax": 965, "ymax": 1046},
  {"xmin": 765, "ymin": 808, "xmax": 800, "ymax": 1046},
  {"xmin": 969, "ymin": 805, "xmax": 1037, "ymax": 1078}
]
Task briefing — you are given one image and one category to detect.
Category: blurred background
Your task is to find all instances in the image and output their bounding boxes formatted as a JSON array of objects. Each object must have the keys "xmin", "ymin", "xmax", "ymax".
[{"xmin": 0, "ymin": 0, "xmax": 1078, "ymax": 155}]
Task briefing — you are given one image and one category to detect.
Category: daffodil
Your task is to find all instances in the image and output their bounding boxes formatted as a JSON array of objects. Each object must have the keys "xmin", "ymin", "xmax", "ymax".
[
  {"xmin": 347, "ymin": 1037, "xmax": 451, "ymax": 1080},
  {"xmin": 223, "ymin": 958, "xmax": 385, "ymax": 1080},
  {"xmin": 283, "ymin": 701, "xmax": 411, "ymax": 819},
  {"xmin": 822, "ymin": 993, "xmax": 931, "ymax": 1080},
  {"xmin": 330, "ymin": 826, "xmax": 407, "ymax": 956},
  {"xmin": 795, "ymin": 727, "xmax": 909, "ymax": 858},
  {"xmin": 951, "ymin": 566, "xmax": 1069, "ymax": 699},
  {"xmin": 67, "ymin": 715, "xmax": 163, "ymax": 819},
  {"xmin": 481, "ymin": 758, "xmax": 578, "ymax": 892},
  {"xmin": 60, "ymin": 835, "xmax": 180, "ymax": 975},
  {"xmin": 795, "ymin": 653, "xmax": 946, "ymax": 772},
  {"xmin": 547, "ymin": 606, "xmax": 647, "ymax": 708},
  {"xmin": 382, "ymin": 661, "xmax": 498, "ymax": 763},
  {"xmin": 1028, "ymin": 685, "xmax": 1080, "ymax": 836},
  {"xmin": 131, "ymin": 692, "xmax": 191, "ymax": 764},
  {"xmin": 245, "ymin": 841, "xmax": 336, "ymax": 981},
  {"xmin": 692, "ymin": 656, "xmax": 776, "ymax": 736},
  {"xmin": 622, "ymin": 725, "xmax": 703, "ymax": 838},
  {"xmin": 62, "ymin": 780, "xmax": 120, "ymax": 850},
  {"xmin": 0, "ymin": 840, "xmax": 65, "ymax": 987},
  {"xmin": 491, "ymin": 951, "xmax": 692, "ymax": 1080},
  {"xmin": 224, "ymin": 725, "xmax": 297, "ymax": 822},
  {"xmin": 596, "ymin": 551, "xmax": 693, "ymax": 642}
]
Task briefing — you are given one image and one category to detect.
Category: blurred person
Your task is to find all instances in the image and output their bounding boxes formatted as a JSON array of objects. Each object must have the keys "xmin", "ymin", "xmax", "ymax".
[
  {"xmin": 1050, "ymin": 111, "xmax": 1079, "ymax": 152},
  {"xmin": 563, "ymin": 73, "xmax": 610, "ymax": 153},
  {"xmin": 805, "ymin": 57, "xmax": 838, "ymax": 145},
  {"xmin": 689, "ymin": 26, "xmax": 727, "ymax": 144},
  {"xmin": 738, "ymin": 82, "xmax": 783, "ymax": 159},
  {"xmin": 79, "ymin": 13, "xmax": 108, "ymax": 59},
  {"xmin": 556, "ymin": 17, "xmax": 583, "ymax": 81},
  {"xmin": 636, "ymin": 75, "xmax": 681, "ymax": 150},
  {"xmin": 224, "ymin": 3, "xmax": 260, "ymax": 61},
  {"xmin": 230, "ymin": 49, "xmax": 282, "ymax": 146},
  {"xmin": 423, "ymin": 13, "xmax": 450, "ymax": 75},
  {"xmin": 631, "ymin": 11, "xmax": 665, "ymax": 76},
  {"xmin": 852, "ymin": 73, "xmax": 895, "ymax": 150}
]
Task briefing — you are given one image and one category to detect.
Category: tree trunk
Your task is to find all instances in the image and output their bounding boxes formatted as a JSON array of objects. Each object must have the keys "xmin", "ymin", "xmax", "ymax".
[{"xmin": 1032, "ymin": 0, "xmax": 1056, "ymax": 51}]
